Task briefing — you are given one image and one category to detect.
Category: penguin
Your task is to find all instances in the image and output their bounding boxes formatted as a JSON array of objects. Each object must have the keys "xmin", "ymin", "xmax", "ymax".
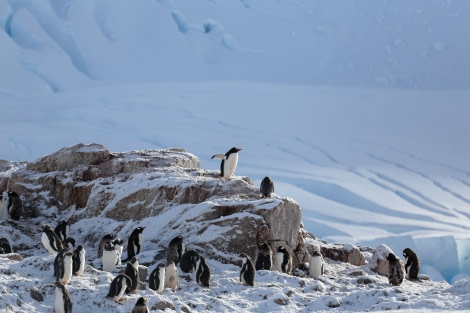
[
  {"xmin": 0, "ymin": 193, "xmax": 6, "ymax": 219},
  {"xmin": 260, "ymin": 176, "xmax": 274, "ymax": 197},
  {"xmin": 55, "ymin": 281, "xmax": 73, "ymax": 313},
  {"xmin": 54, "ymin": 220, "xmax": 70, "ymax": 242},
  {"xmin": 63, "ymin": 237, "xmax": 76, "ymax": 249},
  {"xmin": 54, "ymin": 247, "xmax": 70, "ymax": 278},
  {"xmin": 0, "ymin": 237, "xmax": 12, "ymax": 254},
  {"xmin": 57, "ymin": 252, "xmax": 74, "ymax": 285},
  {"xmin": 239, "ymin": 253, "xmax": 255, "ymax": 286},
  {"xmin": 164, "ymin": 261, "xmax": 179, "ymax": 291},
  {"xmin": 97, "ymin": 233, "xmax": 115, "ymax": 258},
  {"xmin": 127, "ymin": 227, "xmax": 145, "ymax": 260},
  {"xmin": 196, "ymin": 255, "xmax": 211, "ymax": 288},
  {"xmin": 6, "ymin": 191, "xmax": 21, "ymax": 220},
  {"xmin": 102, "ymin": 242, "xmax": 118, "ymax": 273},
  {"xmin": 387, "ymin": 253, "xmax": 405, "ymax": 286},
  {"xmin": 167, "ymin": 235, "xmax": 185, "ymax": 266},
  {"xmin": 72, "ymin": 244, "xmax": 86, "ymax": 276},
  {"xmin": 211, "ymin": 147, "xmax": 242, "ymax": 180},
  {"xmin": 112, "ymin": 238, "xmax": 125, "ymax": 265},
  {"xmin": 149, "ymin": 263, "xmax": 166, "ymax": 294},
  {"xmin": 106, "ymin": 274, "xmax": 132, "ymax": 303},
  {"xmin": 308, "ymin": 250, "xmax": 324, "ymax": 279},
  {"xmin": 273, "ymin": 246, "xmax": 292, "ymax": 274},
  {"xmin": 132, "ymin": 297, "xmax": 149, "ymax": 313},
  {"xmin": 41, "ymin": 224, "xmax": 64, "ymax": 256},
  {"xmin": 403, "ymin": 248, "xmax": 420, "ymax": 281},
  {"xmin": 180, "ymin": 249, "xmax": 200, "ymax": 273},
  {"xmin": 255, "ymin": 242, "xmax": 273, "ymax": 271},
  {"xmin": 124, "ymin": 256, "xmax": 140, "ymax": 294}
]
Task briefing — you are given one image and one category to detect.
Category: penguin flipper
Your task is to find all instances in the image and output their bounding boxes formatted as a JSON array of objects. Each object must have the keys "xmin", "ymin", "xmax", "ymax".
[{"xmin": 211, "ymin": 154, "xmax": 225, "ymax": 160}]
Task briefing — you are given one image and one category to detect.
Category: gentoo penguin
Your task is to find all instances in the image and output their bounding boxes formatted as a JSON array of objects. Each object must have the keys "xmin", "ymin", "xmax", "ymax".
[
  {"xmin": 63, "ymin": 237, "xmax": 76, "ymax": 249},
  {"xmin": 112, "ymin": 238, "xmax": 125, "ymax": 265},
  {"xmin": 308, "ymin": 250, "xmax": 324, "ymax": 279},
  {"xmin": 164, "ymin": 261, "xmax": 179, "ymax": 291},
  {"xmin": 102, "ymin": 242, "xmax": 118, "ymax": 273},
  {"xmin": 0, "ymin": 237, "xmax": 12, "ymax": 254},
  {"xmin": 273, "ymin": 246, "xmax": 292, "ymax": 274},
  {"xmin": 54, "ymin": 220, "xmax": 70, "ymax": 242},
  {"xmin": 387, "ymin": 253, "xmax": 405, "ymax": 286},
  {"xmin": 149, "ymin": 263, "xmax": 166, "ymax": 294},
  {"xmin": 180, "ymin": 249, "xmax": 200, "ymax": 273},
  {"xmin": 41, "ymin": 224, "xmax": 64, "ymax": 256},
  {"xmin": 196, "ymin": 255, "xmax": 211, "ymax": 288},
  {"xmin": 0, "ymin": 193, "xmax": 6, "ymax": 219},
  {"xmin": 403, "ymin": 248, "xmax": 420, "ymax": 280},
  {"xmin": 106, "ymin": 274, "xmax": 132, "ymax": 303},
  {"xmin": 97, "ymin": 233, "xmax": 115, "ymax": 258},
  {"xmin": 55, "ymin": 282, "xmax": 73, "ymax": 313},
  {"xmin": 255, "ymin": 242, "xmax": 273, "ymax": 271},
  {"xmin": 131, "ymin": 297, "xmax": 149, "ymax": 313},
  {"xmin": 72, "ymin": 245, "xmax": 86, "ymax": 276},
  {"xmin": 54, "ymin": 247, "xmax": 70, "ymax": 278},
  {"xmin": 211, "ymin": 147, "xmax": 243, "ymax": 180},
  {"xmin": 127, "ymin": 227, "xmax": 145, "ymax": 260},
  {"xmin": 239, "ymin": 253, "xmax": 255, "ymax": 286},
  {"xmin": 167, "ymin": 235, "xmax": 185, "ymax": 266},
  {"xmin": 124, "ymin": 256, "xmax": 140, "ymax": 294},
  {"xmin": 57, "ymin": 252, "xmax": 74, "ymax": 285},
  {"xmin": 260, "ymin": 176, "xmax": 274, "ymax": 197},
  {"xmin": 6, "ymin": 191, "xmax": 21, "ymax": 220}
]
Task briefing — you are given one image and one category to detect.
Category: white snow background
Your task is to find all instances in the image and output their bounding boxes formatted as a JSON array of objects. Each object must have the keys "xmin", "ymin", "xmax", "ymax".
[{"xmin": 1, "ymin": 0, "xmax": 470, "ymax": 312}]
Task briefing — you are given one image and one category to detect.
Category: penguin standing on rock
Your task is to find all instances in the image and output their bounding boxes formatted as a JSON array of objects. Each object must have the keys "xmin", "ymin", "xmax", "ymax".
[
  {"xmin": 255, "ymin": 242, "xmax": 273, "ymax": 271},
  {"xmin": 239, "ymin": 253, "xmax": 255, "ymax": 286},
  {"xmin": 260, "ymin": 176, "xmax": 274, "ymax": 197},
  {"xmin": 180, "ymin": 250, "xmax": 200, "ymax": 273},
  {"xmin": 165, "ymin": 261, "xmax": 179, "ymax": 291},
  {"xmin": 387, "ymin": 253, "xmax": 405, "ymax": 286},
  {"xmin": 403, "ymin": 248, "xmax": 420, "ymax": 280},
  {"xmin": 125, "ymin": 256, "xmax": 140, "ymax": 294},
  {"xmin": 97, "ymin": 233, "xmax": 115, "ymax": 259},
  {"xmin": 127, "ymin": 227, "xmax": 145, "ymax": 260},
  {"xmin": 55, "ymin": 281, "xmax": 73, "ymax": 313},
  {"xmin": 57, "ymin": 252, "xmax": 74, "ymax": 285},
  {"xmin": 72, "ymin": 245, "xmax": 86, "ymax": 276},
  {"xmin": 308, "ymin": 250, "xmax": 324, "ymax": 278},
  {"xmin": 106, "ymin": 274, "xmax": 132, "ymax": 303},
  {"xmin": 54, "ymin": 220, "xmax": 70, "ymax": 242},
  {"xmin": 167, "ymin": 235, "xmax": 185, "ymax": 266},
  {"xmin": 211, "ymin": 147, "xmax": 242, "ymax": 180},
  {"xmin": 196, "ymin": 255, "xmax": 211, "ymax": 288},
  {"xmin": 132, "ymin": 297, "xmax": 149, "ymax": 313},
  {"xmin": 102, "ymin": 242, "xmax": 118, "ymax": 273},
  {"xmin": 274, "ymin": 246, "xmax": 292, "ymax": 274},
  {"xmin": 41, "ymin": 224, "xmax": 64, "ymax": 256},
  {"xmin": 149, "ymin": 263, "xmax": 166, "ymax": 294}
]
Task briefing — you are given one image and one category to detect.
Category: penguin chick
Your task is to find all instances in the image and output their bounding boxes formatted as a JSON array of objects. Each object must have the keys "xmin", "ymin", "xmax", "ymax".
[
  {"xmin": 55, "ymin": 281, "xmax": 73, "ymax": 313},
  {"xmin": 403, "ymin": 248, "xmax": 420, "ymax": 280},
  {"xmin": 167, "ymin": 235, "xmax": 185, "ymax": 265},
  {"xmin": 239, "ymin": 253, "xmax": 255, "ymax": 286},
  {"xmin": 211, "ymin": 147, "xmax": 242, "ymax": 180},
  {"xmin": 255, "ymin": 242, "xmax": 273, "ymax": 271},
  {"xmin": 102, "ymin": 242, "xmax": 118, "ymax": 273},
  {"xmin": 125, "ymin": 256, "xmax": 140, "ymax": 294},
  {"xmin": 97, "ymin": 233, "xmax": 115, "ymax": 259},
  {"xmin": 387, "ymin": 253, "xmax": 405, "ymax": 286},
  {"xmin": 273, "ymin": 246, "xmax": 292, "ymax": 274},
  {"xmin": 180, "ymin": 249, "xmax": 200, "ymax": 273},
  {"xmin": 72, "ymin": 245, "xmax": 86, "ymax": 276},
  {"xmin": 149, "ymin": 263, "xmax": 166, "ymax": 294},
  {"xmin": 165, "ymin": 261, "xmax": 179, "ymax": 291},
  {"xmin": 112, "ymin": 238, "xmax": 125, "ymax": 265},
  {"xmin": 132, "ymin": 297, "xmax": 149, "ymax": 313},
  {"xmin": 308, "ymin": 250, "xmax": 324, "ymax": 279},
  {"xmin": 127, "ymin": 227, "xmax": 145, "ymax": 260},
  {"xmin": 260, "ymin": 176, "xmax": 274, "ymax": 197}
]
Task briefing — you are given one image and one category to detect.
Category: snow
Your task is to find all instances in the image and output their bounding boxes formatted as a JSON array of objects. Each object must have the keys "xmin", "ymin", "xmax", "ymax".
[{"xmin": 1, "ymin": 0, "xmax": 470, "ymax": 311}]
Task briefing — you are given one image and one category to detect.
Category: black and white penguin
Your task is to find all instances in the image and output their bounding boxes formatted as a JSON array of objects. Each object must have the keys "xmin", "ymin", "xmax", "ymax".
[
  {"xmin": 211, "ymin": 147, "xmax": 243, "ymax": 180},
  {"xmin": 165, "ymin": 261, "xmax": 179, "ymax": 291},
  {"xmin": 167, "ymin": 235, "xmax": 185, "ymax": 266},
  {"xmin": 57, "ymin": 252, "xmax": 74, "ymax": 285},
  {"xmin": 54, "ymin": 220, "xmax": 70, "ymax": 242},
  {"xmin": 255, "ymin": 242, "xmax": 273, "ymax": 271},
  {"xmin": 112, "ymin": 238, "xmax": 125, "ymax": 265},
  {"xmin": 149, "ymin": 263, "xmax": 166, "ymax": 294},
  {"xmin": 239, "ymin": 253, "xmax": 255, "ymax": 286},
  {"xmin": 403, "ymin": 248, "xmax": 420, "ymax": 281},
  {"xmin": 106, "ymin": 274, "xmax": 132, "ymax": 303},
  {"xmin": 0, "ymin": 193, "xmax": 6, "ymax": 219},
  {"xmin": 131, "ymin": 297, "xmax": 149, "ymax": 313},
  {"xmin": 72, "ymin": 244, "xmax": 86, "ymax": 276},
  {"xmin": 97, "ymin": 233, "xmax": 115, "ymax": 258},
  {"xmin": 273, "ymin": 246, "xmax": 292, "ymax": 274},
  {"xmin": 260, "ymin": 176, "xmax": 274, "ymax": 197},
  {"xmin": 54, "ymin": 247, "xmax": 70, "ymax": 278},
  {"xmin": 124, "ymin": 256, "xmax": 140, "ymax": 294},
  {"xmin": 102, "ymin": 242, "xmax": 118, "ymax": 273},
  {"xmin": 180, "ymin": 250, "xmax": 200, "ymax": 273},
  {"xmin": 55, "ymin": 281, "xmax": 73, "ymax": 313},
  {"xmin": 127, "ymin": 227, "xmax": 145, "ymax": 260},
  {"xmin": 196, "ymin": 255, "xmax": 211, "ymax": 288},
  {"xmin": 308, "ymin": 250, "xmax": 324, "ymax": 279},
  {"xmin": 6, "ymin": 191, "xmax": 21, "ymax": 221},
  {"xmin": 0, "ymin": 237, "xmax": 12, "ymax": 254},
  {"xmin": 41, "ymin": 224, "xmax": 64, "ymax": 256},
  {"xmin": 63, "ymin": 237, "xmax": 76, "ymax": 250},
  {"xmin": 387, "ymin": 253, "xmax": 405, "ymax": 286}
]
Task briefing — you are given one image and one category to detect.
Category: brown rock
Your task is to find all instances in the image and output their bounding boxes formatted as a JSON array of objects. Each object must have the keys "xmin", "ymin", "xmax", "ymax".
[{"xmin": 320, "ymin": 243, "xmax": 366, "ymax": 266}]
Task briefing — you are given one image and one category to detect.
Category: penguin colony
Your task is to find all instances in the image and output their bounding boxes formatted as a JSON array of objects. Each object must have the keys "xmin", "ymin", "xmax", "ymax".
[{"xmin": 2, "ymin": 146, "xmax": 426, "ymax": 311}]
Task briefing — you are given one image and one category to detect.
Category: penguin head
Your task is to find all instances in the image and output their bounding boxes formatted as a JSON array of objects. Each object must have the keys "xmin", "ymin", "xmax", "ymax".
[
  {"xmin": 135, "ymin": 227, "xmax": 145, "ymax": 233},
  {"xmin": 277, "ymin": 246, "xmax": 287, "ymax": 253},
  {"xmin": 157, "ymin": 263, "xmax": 166, "ymax": 269},
  {"xmin": 226, "ymin": 147, "xmax": 242, "ymax": 156},
  {"xmin": 42, "ymin": 224, "xmax": 53, "ymax": 231},
  {"xmin": 104, "ymin": 242, "xmax": 115, "ymax": 251},
  {"xmin": 403, "ymin": 248, "xmax": 414, "ymax": 258},
  {"xmin": 135, "ymin": 297, "xmax": 147, "ymax": 306},
  {"xmin": 312, "ymin": 250, "xmax": 322, "ymax": 257},
  {"xmin": 386, "ymin": 253, "xmax": 398, "ymax": 262},
  {"xmin": 238, "ymin": 253, "xmax": 250, "ymax": 262},
  {"xmin": 130, "ymin": 256, "xmax": 139, "ymax": 268}
]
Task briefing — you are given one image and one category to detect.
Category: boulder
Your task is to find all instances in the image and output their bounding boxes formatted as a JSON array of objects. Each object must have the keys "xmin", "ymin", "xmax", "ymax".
[
  {"xmin": 320, "ymin": 243, "xmax": 366, "ymax": 266},
  {"xmin": 368, "ymin": 244, "xmax": 395, "ymax": 276}
]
